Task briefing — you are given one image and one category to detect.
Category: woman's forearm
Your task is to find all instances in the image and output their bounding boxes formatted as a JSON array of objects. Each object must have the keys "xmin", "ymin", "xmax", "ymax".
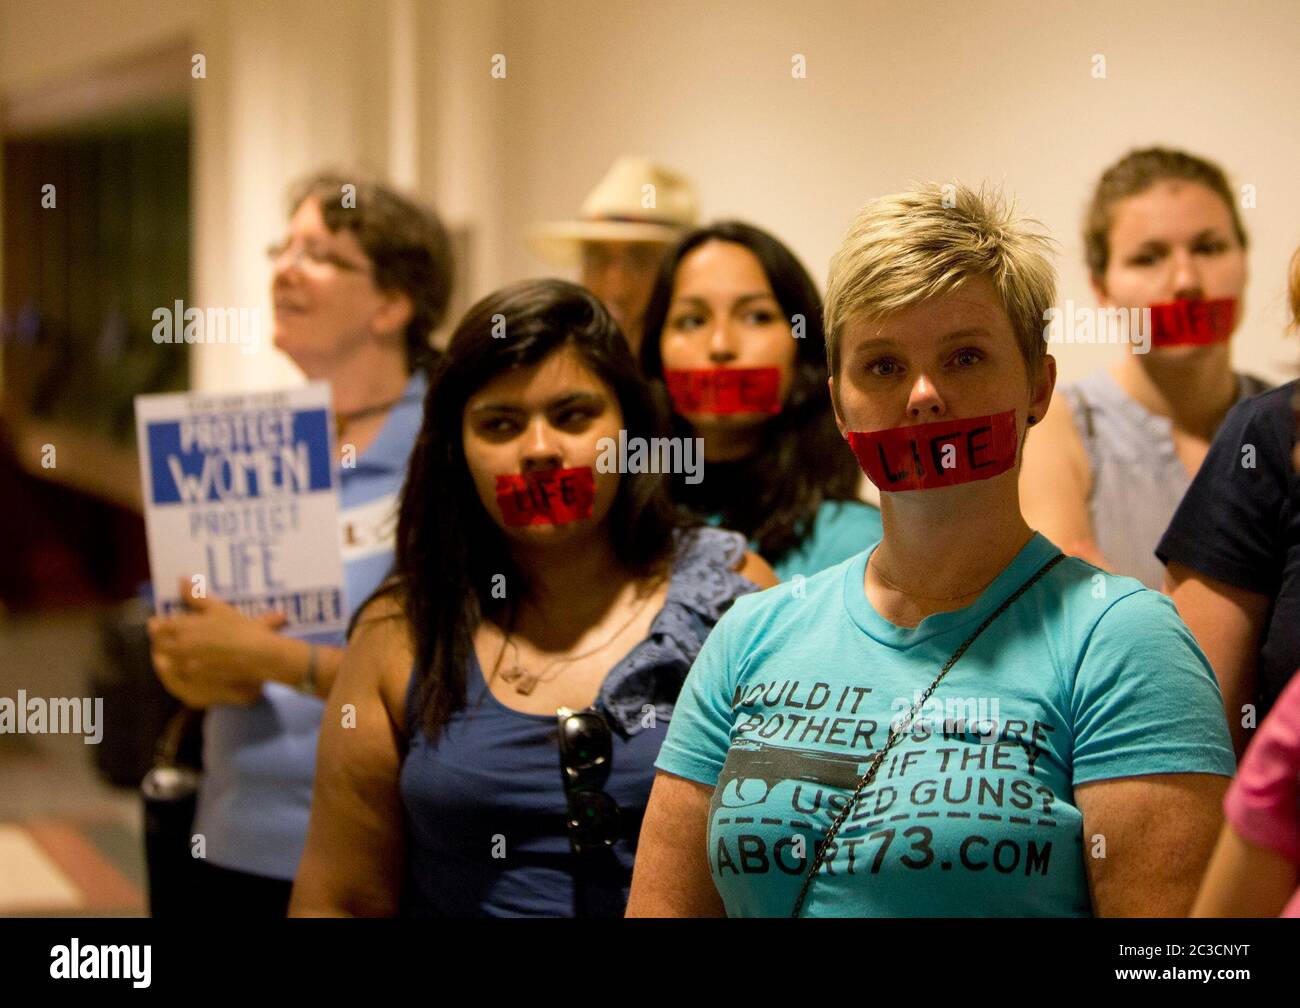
[
  {"xmin": 1192, "ymin": 826, "xmax": 1298, "ymax": 917},
  {"xmin": 265, "ymin": 638, "xmax": 346, "ymax": 699}
]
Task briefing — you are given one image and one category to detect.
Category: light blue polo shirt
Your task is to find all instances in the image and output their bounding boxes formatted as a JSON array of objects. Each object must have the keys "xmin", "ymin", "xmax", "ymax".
[
  {"xmin": 196, "ymin": 371, "xmax": 425, "ymax": 880},
  {"xmin": 655, "ymin": 532, "xmax": 1235, "ymax": 916}
]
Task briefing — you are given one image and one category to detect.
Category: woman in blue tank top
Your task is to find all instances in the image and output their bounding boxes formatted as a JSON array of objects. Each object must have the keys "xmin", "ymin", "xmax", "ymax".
[{"xmin": 289, "ymin": 279, "xmax": 776, "ymax": 916}]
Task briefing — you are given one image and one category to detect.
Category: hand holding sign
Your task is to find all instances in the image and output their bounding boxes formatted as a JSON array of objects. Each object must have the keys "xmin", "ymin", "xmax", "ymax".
[
  {"xmin": 846, "ymin": 410, "xmax": 1019, "ymax": 492},
  {"xmin": 135, "ymin": 383, "xmax": 346, "ymax": 636},
  {"xmin": 147, "ymin": 578, "xmax": 290, "ymax": 707},
  {"xmin": 664, "ymin": 367, "xmax": 782, "ymax": 415},
  {"xmin": 495, "ymin": 467, "xmax": 597, "ymax": 526}
]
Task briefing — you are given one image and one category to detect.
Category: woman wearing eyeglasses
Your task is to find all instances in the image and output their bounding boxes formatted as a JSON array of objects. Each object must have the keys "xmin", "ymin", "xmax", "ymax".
[
  {"xmin": 639, "ymin": 221, "xmax": 881, "ymax": 580},
  {"xmin": 289, "ymin": 279, "xmax": 776, "ymax": 917},
  {"xmin": 146, "ymin": 172, "xmax": 452, "ymax": 915},
  {"xmin": 627, "ymin": 184, "xmax": 1233, "ymax": 918}
]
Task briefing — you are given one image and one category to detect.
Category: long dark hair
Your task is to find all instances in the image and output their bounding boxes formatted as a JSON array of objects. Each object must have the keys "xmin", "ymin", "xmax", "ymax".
[
  {"xmin": 640, "ymin": 220, "xmax": 861, "ymax": 565},
  {"xmin": 367, "ymin": 278, "xmax": 691, "ymax": 740}
]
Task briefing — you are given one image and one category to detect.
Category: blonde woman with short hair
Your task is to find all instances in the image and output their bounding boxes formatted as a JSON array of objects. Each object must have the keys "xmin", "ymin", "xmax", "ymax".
[{"xmin": 628, "ymin": 183, "xmax": 1233, "ymax": 918}]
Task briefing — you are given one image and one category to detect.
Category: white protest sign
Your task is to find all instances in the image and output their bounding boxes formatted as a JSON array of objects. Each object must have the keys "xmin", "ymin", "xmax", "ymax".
[{"xmin": 134, "ymin": 383, "xmax": 346, "ymax": 636}]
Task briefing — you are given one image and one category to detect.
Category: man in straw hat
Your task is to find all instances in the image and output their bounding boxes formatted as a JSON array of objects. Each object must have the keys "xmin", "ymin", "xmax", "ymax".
[{"xmin": 529, "ymin": 156, "xmax": 698, "ymax": 354}]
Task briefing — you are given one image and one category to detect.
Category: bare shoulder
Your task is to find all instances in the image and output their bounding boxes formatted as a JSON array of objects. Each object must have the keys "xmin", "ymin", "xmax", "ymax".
[
  {"xmin": 1029, "ymin": 388, "xmax": 1089, "ymax": 479},
  {"xmin": 1020, "ymin": 387, "xmax": 1095, "ymax": 551},
  {"xmin": 736, "ymin": 549, "xmax": 779, "ymax": 589},
  {"xmin": 345, "ymin": 588, "xmax": 416, "ymax": 731}
]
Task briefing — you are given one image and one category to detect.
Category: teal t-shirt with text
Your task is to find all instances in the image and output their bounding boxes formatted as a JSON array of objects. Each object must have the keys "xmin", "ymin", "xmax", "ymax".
[{"xmin": 654, "ymin": 532, "xmax": 1235, "ymax": 917}]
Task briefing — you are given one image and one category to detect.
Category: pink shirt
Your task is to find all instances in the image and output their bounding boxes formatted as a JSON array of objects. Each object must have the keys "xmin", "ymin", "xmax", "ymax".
[{"xmin": 1224, "ymin": 672, "xmax": 1300, "ymax": 916}]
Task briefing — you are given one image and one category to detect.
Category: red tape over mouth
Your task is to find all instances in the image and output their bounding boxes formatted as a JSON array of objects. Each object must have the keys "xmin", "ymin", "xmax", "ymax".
[
  {"xmin": 495, "ymin": 467, "xmax": 596, "ymax": 526},
  {"xmin": 664, "ymin": 367, "xmax": 782, "ymax": 414},
  {"xmin": 846, "ymin": 410, "xmax": 1019, "ymax": 491},
  {"xmin": 1149, "ymin": 298, "xmax": 1237, "ymax": 347}
]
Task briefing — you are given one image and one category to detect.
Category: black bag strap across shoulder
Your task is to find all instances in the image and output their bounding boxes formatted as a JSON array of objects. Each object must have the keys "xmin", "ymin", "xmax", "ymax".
[{"xmin": 790, "ymin": 551, "xmax": 1066, "ymax": 917}]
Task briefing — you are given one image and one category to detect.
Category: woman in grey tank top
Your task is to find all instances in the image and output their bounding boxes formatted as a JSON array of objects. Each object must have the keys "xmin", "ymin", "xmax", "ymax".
[{"xmin": 1021, "ymin": 147, "xmax": 1267, "ymax": 589}]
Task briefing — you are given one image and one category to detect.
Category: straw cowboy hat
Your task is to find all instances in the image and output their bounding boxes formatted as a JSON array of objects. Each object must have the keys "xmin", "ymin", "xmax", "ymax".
[{"xmin": 528, "ymin": 156, "xmax": 699, "ymax": 266}]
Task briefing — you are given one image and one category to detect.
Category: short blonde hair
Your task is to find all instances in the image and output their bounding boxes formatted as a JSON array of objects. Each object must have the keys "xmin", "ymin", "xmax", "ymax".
[{"xmin": 824, "ymin": 182, "xmax": 1057, "ymax": 379}]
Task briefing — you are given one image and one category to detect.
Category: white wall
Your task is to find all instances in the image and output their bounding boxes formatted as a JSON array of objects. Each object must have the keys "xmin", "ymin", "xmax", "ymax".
[
  {"xmin": 0, "ymin": 0, "xmax": 192, "ymax": 94},
  {"xmin": 188, "ymin": 0, "xmax": 414, "ymax": 392},
  {"xmin": 3, "ymin": 0, "xmax": 1299, "ymax": 392},
  {"xmin": 502, "ymin": 0, "xmax": 1300, "ymax": 385}
]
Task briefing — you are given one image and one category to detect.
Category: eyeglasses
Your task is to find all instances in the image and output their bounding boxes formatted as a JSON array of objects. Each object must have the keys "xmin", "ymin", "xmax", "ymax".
[
  {"xmin": 557, "ymin": 706, "xmax": 622, "ymax": 855},
  {"xmin": 580, "ymin": 243, "xmax": 662, "ymax": 274},
  {"xmin": 265, "ymin": 238, "xmax": 369, "ymax": 274}
]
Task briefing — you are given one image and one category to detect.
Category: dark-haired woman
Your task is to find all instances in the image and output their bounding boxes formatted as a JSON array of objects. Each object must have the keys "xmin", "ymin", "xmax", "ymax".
[
  {"xmin": 146, "ymin": 172, "xmax": 453, "ymax": 915},
  {"xmin": 640, "ymin": 221, "xmax": 881, "ymax": 580},
  {"xmin": 289, "ymin": 279, "xmax": 776, "ymax": 917}
]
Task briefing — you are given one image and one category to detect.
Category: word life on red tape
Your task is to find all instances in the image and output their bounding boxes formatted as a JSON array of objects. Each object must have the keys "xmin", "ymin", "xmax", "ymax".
[
  {"xmin": 846, "ymin": 410, "xmax": 1019, "ymax": 492},
  {"xmin": 664, "ymin": 367, "xmax": 782, "ymax": 415},
  {"xmin": 1149, "ymin": 297, "xmax": 1237, "ymax": 348},
  {"xmin": 495, "ymin": 467, "xmax": 596, "ymax": 526}
]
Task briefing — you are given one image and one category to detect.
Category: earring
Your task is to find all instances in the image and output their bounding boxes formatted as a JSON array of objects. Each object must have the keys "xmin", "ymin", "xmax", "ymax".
[{"xmin": 1028, "ymin": 415, "xmax": 1038, "ymax": 425}]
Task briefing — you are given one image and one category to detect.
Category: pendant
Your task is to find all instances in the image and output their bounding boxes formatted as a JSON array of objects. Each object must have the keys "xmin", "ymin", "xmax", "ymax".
[{"xmin": 500, "ymin": 665, "xmax": 538, "ymax": 696}]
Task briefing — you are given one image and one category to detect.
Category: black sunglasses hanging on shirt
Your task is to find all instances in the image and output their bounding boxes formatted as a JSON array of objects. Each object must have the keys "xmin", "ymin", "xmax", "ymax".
[{"xmin": 557, "ymin": 706, "xmax": 623, "ymax": 854}]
